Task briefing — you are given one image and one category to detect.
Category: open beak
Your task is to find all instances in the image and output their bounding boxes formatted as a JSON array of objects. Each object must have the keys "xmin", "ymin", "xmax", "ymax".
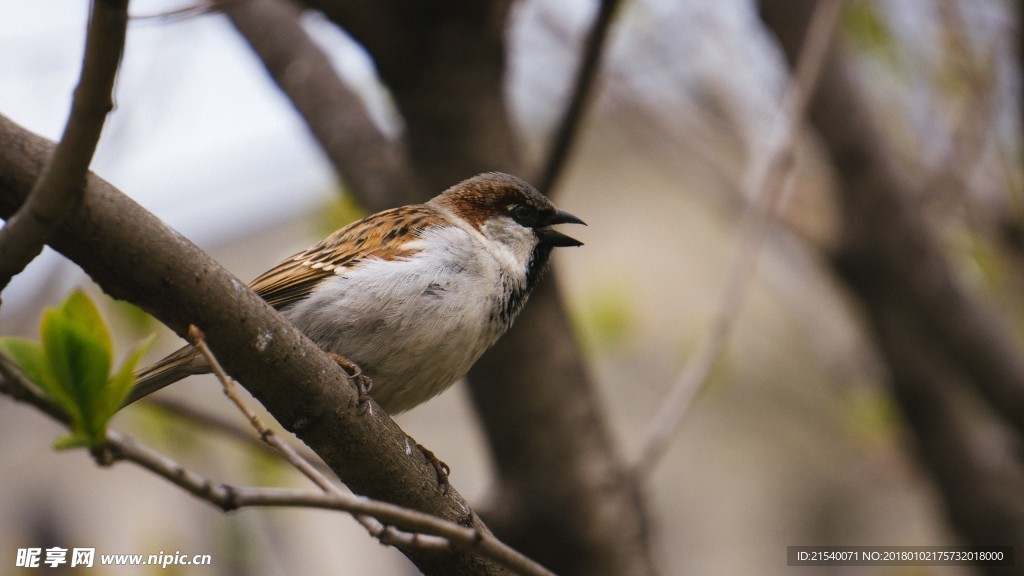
[{"xmin": 536, "ymin": 209, "xmax": 586, "ymax": 247}]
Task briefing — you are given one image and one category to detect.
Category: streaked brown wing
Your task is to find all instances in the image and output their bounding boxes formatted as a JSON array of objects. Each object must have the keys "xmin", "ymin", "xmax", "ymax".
[{"xmin": 249, "ymin": 204, "xmax": 446, "ymax": 309}]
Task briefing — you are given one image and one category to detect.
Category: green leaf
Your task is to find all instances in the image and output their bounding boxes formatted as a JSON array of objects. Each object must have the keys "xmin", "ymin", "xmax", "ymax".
[
  {"xmin": 61, "ymin": 290, "xmax": 113, "ymax": 357},
  {"xmin": 40, "ymin": 303, "xmax": 110, "ymax": 430},
  {"xmin": 4, "ymin": 290, "xmax": 155, "ymax": 449}
]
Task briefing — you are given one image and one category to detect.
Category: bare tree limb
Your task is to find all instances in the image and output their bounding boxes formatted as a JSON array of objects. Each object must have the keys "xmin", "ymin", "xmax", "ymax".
[
  {"xmin": 0, "ymin": 0, "xmax": 127, "ymax": 293},
  {"xmin": 0, "ymin": 113, "xmax": 516, "ymax": 576},
  {"xmin": 215, "ymin": 0, "xmax": 418, "ymax": 210},
  {"xmin": 634, "ymin": 0, "xmax": 840, "ymax": 477},
  {"xmin": 534, "ymin": 0, "xmax": 621, "ymax": 194}
]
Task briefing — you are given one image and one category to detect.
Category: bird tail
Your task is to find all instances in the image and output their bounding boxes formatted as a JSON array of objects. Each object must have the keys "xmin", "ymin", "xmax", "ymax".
[{"xmin": 122, "ymin": 344, "xmax": 209, "ymax": 407}]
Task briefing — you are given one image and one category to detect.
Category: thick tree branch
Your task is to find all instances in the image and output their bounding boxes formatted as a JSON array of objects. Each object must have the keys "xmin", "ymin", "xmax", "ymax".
[
  {"xmin": 534, "ymin": 0, "xmax": 621, "ymax": 194},
  {"xmin": 763, "ymin": 0, "xmax": 1024, "ymax": 443},
  {"xmin": 0, "ymin": 113, "xmax": 517, "ymax": 576},
  {"xmin": 0, "ymin": 0, "xmax": 127, "ymax": 293},
  {"xmin": 215, "ymin": 0, "xmax": 418, "ymax": 210},
  {"xmin": 760, "ymin": 0, "xmax": 1024, "ymax": 553}
]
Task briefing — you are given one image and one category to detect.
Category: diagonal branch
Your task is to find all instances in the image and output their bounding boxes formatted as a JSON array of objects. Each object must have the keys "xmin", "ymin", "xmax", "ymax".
[
  {"xmin": 0, "ymin": 0, "xmax": 128, "ymax": 294},
  {"xmin": 0, "ymin": 113, "xmax": 516, "ymax": 576},
  {"xmin": 189, "ymin": 324, "xmax": 341, "ymax": 493},
  {"xmin": 633, "ymin": 0, "xmax": 841, "ymax": 476},
  {"xmin": 215, "ymin": 0, "xmax": 418, "ymax": 210},
  {"xmin": 534, "ymin": 0, "xmax": 621, "ymax": 194}
]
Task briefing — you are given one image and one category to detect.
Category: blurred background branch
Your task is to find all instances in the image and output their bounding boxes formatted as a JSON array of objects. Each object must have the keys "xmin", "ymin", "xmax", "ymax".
[
  {"xmin": 217, "ymin": 0, "xmax": 417, "ymax": 210},
  {"xmin": 635, "ymin": 0, "xmax": 840, "ymax": 477},
  {"xmin": 760, "ymin": 0, "xmax": 1024, "ymax": 559},
  {"xmin": 534, "ymin": 0, "xmax": 621, "ymax": 194}
]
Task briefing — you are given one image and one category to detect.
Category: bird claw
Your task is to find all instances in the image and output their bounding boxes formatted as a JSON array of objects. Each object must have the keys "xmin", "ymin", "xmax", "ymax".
[
  {"xmin": 416, "ymin": 443, "xmax": 450, "ymax": 492},
  {"xmin": 328, "ymin": 352, "xmax": 373, "ymax": 413}
]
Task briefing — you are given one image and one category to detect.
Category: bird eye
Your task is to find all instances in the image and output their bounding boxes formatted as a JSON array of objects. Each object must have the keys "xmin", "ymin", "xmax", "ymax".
[{"xmin": 511, "ymin": 204, "xmax": 539, "ymax": 226}]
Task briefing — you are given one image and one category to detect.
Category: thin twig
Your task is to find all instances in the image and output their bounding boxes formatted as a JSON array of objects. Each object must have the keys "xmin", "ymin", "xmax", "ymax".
[
  {"xmin": 0, "ymin": 348, "xmax": 555, "ymax": 576},
  {"xmin": 0, "ymin": 0, "xmax": 127, "ymax": 294},
  {"xmin": 188, "ymin": 325, "xmax": 402, "ymax": 540},
  {"xmin": 145, "ymin": 395, "xmax": 336, "ymax": 476},
  {"xmin": 190, "ymin": 326, "xmax": 555, "ymax": 574},
  {"xmin": 535, "ymin": 0, "xmax": 621, "ymax": 194},
  {"xmin": 105, "ymin": 428, "xmax": 448, "ymax": 551},
  {"xmin": 190, "ymin": 323, "xmax": 438, "ymax": 545},
  {"xmin": 0, "ymin": 353, "xmax": 70, "ymax": 424},
  {"xmin": 189, "ymin": 325, "xmax": 340, "ymax": 493},
  {"xmin": 110, "ymin": 427, "xmax": 554, "ymax": 572},
  {"xmin": 130, "ymin": 2, "xmax": 215, "ymax": 22},
  {"xmin": 633, "ymin": 0, "xmax": 841, "ymax": 477}
]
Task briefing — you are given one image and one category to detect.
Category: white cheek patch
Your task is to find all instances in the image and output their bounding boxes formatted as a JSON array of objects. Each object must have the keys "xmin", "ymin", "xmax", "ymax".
[{"xmin": 481, "ymin": 218, "xmax": 537, "ymax": 274}]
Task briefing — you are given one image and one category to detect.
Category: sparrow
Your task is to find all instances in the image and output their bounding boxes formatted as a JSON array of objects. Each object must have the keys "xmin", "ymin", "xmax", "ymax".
[{"xmin": 124, "ymin": 172, "xmax": 585, "ymax": 414}]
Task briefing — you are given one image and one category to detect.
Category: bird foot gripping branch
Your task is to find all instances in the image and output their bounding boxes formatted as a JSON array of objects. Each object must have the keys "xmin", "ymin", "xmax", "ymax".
[{"xmin": 327, "ymin": 351, "xmax": 373, "ymax": 413}]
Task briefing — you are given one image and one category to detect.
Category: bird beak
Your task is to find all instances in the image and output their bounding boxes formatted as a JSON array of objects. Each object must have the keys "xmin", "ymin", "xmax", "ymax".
[{"xmin": 537, "ymin": 209, "xmax": 586, "ymax": 247}]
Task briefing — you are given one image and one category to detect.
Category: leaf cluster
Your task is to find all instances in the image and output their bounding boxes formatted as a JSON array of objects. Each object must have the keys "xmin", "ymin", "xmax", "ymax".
[{"xmin": 0, "ymin": 290, "xmax": 152, "ymax": 449}]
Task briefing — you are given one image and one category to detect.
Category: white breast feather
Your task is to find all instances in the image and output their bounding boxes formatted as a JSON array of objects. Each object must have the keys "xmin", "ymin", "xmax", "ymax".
[{"xmin": 279, "ymin": 225, "xmax": 527, "ymax": 413}]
